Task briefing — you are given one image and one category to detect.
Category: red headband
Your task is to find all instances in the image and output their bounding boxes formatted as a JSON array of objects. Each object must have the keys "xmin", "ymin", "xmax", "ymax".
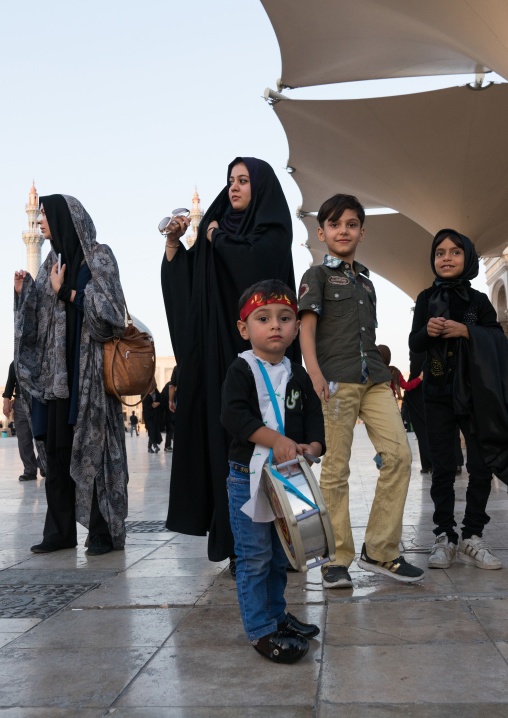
[{"xmin": 240, "ymin": 292, "xmax": 298, "ymax": 322}]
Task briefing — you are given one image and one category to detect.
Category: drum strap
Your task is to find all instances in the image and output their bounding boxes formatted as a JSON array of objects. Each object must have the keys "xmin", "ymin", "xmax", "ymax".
[{"xmin": 256, "ymin": 359, "xmax": 318, "ymax": 511}]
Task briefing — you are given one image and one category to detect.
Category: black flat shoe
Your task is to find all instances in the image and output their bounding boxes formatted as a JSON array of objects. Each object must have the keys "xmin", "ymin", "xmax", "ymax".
[
  {"xmin": 228, "ymin": 558, "xmax": 237, "ymax": 580},
  {"xmin": 19, "ymin": 474, "xmax": 37, "ymax": 482},
  {"xmin": 30, "ymin": 542, "xmax": 76, "ymax": 553},
  {"xmin": 86, "ymin": 535, "xmax": 113, "ymax": 556},
  {"xmin": 253, "ymin": 631, "xmax": 309, "ymax": 664},
  {"xmin": 278, "ymin": 612, "xmax": 320, "ymax": 639}
]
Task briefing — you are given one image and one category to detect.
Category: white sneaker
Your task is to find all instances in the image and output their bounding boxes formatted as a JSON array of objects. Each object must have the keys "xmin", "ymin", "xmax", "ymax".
[
  {"xmin": 428, "ymin": 532, "xmax": 456, "ymax": 569},
  {"xmin": 458, "ymin": 536, "xmax": 502, "ymax": 570}
]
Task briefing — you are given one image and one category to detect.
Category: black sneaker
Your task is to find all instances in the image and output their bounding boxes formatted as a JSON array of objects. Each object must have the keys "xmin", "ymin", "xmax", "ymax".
[
  {"xmin": 357, "ymin": 543, "xmax": 424, "ymax": 583},
  {"xmin": 321, "ymin": 565, "xmax": 353, "ymax": 588}
]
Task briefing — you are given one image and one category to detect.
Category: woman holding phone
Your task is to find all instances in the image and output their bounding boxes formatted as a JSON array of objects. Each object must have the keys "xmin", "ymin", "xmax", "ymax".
[
  {"xmin": 14, "ymin": 194, "xmax": 129, "ymax": 556},
  {"xmin": 161, "ymin": 157, "xmax": 298, "ymax": 567}
]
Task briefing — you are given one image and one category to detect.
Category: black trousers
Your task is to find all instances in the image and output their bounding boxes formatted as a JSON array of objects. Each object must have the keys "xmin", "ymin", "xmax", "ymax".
[
  {"xmin": 43, "ymin": 447, "xmax": 111, "ymax": 547},
  {"xmin": 12, "ymin": 399, "xmax": 39, "ymax": 476},
  {"xmin": 165, "ymin": 419, "xmax": 174, "ymax": 449},
  {"xmin": 404, "ymin": 389, "xmax": 433, "ymax": 471},
  {"xmin": 424, "ymin": 393, "xmax": 492, "ymax": 543}
]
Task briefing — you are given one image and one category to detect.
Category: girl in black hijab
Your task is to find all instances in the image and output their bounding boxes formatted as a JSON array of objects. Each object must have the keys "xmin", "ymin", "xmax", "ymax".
[
  {"xmin": 161, "ymin": 157, "xmax": 298, "ymax": 565},
  {"xmin": 409, "ymin": 229, "xmax": 503, "ymax": 571}
]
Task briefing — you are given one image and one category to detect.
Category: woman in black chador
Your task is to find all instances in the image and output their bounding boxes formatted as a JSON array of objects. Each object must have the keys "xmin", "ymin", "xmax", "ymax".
[{"xmin": 161, "ymin": 157, "xmax": 298, "ymax": 564}]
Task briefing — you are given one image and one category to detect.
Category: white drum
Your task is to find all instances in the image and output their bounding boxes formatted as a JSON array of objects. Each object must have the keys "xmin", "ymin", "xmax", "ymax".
[{"xmin": 262, "ymin": 455, "xmax": 335, "ymax": 572}]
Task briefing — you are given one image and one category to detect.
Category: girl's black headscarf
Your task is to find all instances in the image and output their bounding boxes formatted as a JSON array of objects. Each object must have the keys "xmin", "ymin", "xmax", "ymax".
[
  {"xmin": 428, "ymin": 228, "xmax": 478, "ymax": 385},
  {"xmin": 40, "ymin": 194, "xmax": 84, "ymax": 389},
  {"xmin": 428, "ymin": 228, "xmax": 479, "ymax": 318}
]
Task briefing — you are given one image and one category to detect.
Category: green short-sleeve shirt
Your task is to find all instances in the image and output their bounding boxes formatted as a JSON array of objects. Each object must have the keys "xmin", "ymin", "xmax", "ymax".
[{"xmin": 298, "ymin": 259, "xmax": 391, "ymax": 385}]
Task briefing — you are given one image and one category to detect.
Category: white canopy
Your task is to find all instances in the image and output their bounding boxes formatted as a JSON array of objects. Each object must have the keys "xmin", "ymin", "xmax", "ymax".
[
  {"xmin": 261, "ymin": 0, "xmax": 508, "ymax": 87},
  {"xmin": 275, "ymin": 83, "xmax": 508, "ymax": 259},
  {"xmin": 302, "ymin": 213, "xmax": 435, "ymax": 300}
]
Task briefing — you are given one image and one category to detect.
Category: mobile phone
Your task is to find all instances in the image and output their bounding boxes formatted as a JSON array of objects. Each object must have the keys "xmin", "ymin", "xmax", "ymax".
[{"xmin": 57, "ymin": 253, "xmax": 61, "ymax": 274}]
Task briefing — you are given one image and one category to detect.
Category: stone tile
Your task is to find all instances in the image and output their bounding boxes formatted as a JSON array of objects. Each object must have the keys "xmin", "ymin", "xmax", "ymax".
[
  {"xmin": 318, "ymin": 704, "xmax": 508, "ymax": 718},
  {"xmin": 15, "ymin": 544, "xmax": 160, "ymax": 570},
  {"xmin": 110, "ymin": 709, "xmax": 314, "ymax": 717},
  {"xmin": 0, "ymin": 568, "xmax": 119, "ymax": 584},
  {"xmin": 0, "ymin": 710, "xmax": 104, "ymax": 717},
  {"xmin": 0, "ymin": 617, "xmax": 42, "ymax": 632},
  {"xmin": 143, "ymin": 543, "xmax": 211, "ymax": 560},
  {"xmin": 445, "ymin": 559, "xmax": 508, "ymax": 596},
  {"xmin": 163, "ymin": 604, "xmax": 325, "ymax": 649},
  {"xmin": 469, "ymin": 599, "xmax": 508, "ymax": 641},
  {"xmin": 0, "ymin": 647, "xmax": 155, "ymax": 708},
  {"xmin": 0, "ymin": 633, "xmax": 22, "ymax": 647},
  {"xmin": 494, "ymin": 640, "xmax": 508, "ymax": 663},
  {"xmin": 124, "ymin": 558, "xmax": 227, "ymax": 578},
  {"xmin": 116, "ymin": 641, "xmax": 322, "ymax": 708},
  {"xmin": 70, "ymin": 576, "xmax": 214, "ymax": 608},
  {"xmin": 14, "ymin": 607, "xmax": 190, "ymax": 648},
  {"xmin": 325, "ymin": 599, "xmax": 487, "ymax": 646},
  {"xmin": 320, "ymin": 642, "xmax": 508, "ymax": 704}
]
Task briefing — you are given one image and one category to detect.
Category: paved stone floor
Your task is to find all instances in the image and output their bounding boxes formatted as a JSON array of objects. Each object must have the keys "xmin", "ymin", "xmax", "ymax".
[{"xmin": 1, "ymin": 427, "xmax": 508, "ymax": 716}]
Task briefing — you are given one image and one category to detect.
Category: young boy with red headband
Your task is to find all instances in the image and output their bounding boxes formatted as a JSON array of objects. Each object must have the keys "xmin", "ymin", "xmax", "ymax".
[{"xmin": 221, "ymin": 279, "xmax": 326, "ymax": 663}]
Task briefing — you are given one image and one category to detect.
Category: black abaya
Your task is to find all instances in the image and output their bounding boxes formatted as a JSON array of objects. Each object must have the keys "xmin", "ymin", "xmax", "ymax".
[{"xmin": 161, "ymin": 157, "xmax": 298, "ymax": 561}]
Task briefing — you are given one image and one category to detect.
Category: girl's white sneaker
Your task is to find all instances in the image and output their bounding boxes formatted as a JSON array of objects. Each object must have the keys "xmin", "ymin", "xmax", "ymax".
[
  {"xmin": 428, "ymin": 533, "xmax": 456, "ymax": 569},
  {"xmin": 458, "ymin": 535, "xmax": 502, "ymax": 570}
]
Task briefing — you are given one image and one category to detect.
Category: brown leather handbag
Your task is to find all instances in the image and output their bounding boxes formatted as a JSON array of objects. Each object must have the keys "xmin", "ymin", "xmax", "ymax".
[{"xmin": 103, "ymin": 308, "xmax": 156, "ymax": 407}]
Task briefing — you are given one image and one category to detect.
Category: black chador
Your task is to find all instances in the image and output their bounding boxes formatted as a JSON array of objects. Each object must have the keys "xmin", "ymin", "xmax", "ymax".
[{"xmin": 161, "ymin": 157, "xmax": 299, "ymax": 561}]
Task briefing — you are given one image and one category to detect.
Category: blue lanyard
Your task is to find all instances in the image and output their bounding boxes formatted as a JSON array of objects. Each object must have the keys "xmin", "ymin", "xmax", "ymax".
[{"xmin": 256, "ymin": 359, "xmax": 318, "ymax": 510}]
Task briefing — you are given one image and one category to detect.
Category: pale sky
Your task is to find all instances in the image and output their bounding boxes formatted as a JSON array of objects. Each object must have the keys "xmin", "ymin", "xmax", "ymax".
[{"xmin": 0, "ymin": 0, "xmax": 497, "ymax": 386}]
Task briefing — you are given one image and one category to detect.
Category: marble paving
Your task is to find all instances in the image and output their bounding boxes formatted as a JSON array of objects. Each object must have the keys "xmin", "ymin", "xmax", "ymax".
[{"xmin": 0, "ymin": 425, "xmax": 508, "ymax": 716}]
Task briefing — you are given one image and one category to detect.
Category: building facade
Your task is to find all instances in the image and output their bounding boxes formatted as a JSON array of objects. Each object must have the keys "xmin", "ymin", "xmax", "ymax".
[
  {"xmin": 22, "ymin": 182, "xmax": 45, "ymax": 278},
  {"xmin": 485, "ymin": 250, "xmax": 508, "ymax": 336},
  {"xmin": 186, "ymin": 188, "xmax": 204, "ymax": 248}
]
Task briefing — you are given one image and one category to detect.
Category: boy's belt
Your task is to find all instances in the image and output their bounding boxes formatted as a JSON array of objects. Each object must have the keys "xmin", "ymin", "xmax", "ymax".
[{"xmin": 228, "ymin": 461, "xmax": 249, "ymax": 475}]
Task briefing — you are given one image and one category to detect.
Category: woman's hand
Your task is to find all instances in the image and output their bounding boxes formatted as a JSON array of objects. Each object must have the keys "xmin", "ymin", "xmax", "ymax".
[
  {"xmin": 3, "ymin": 398, "xmax": 12, "ymax": 419},
  {"xmin": 441, "ymin": 320, "xmax": 469, "ymax": 339},
  {"xmin": 166, "ymin": 216, "xmax": 190, "ymax": 243},
  {"xmin": 207, "ymin": 221, "xmax": 219, "ymax": 242},
  {"xmin": 50, "ymin": 262, "xmax": 66, "ymax": 294},
  {"xmin": 427, "ymin": 317, "xmax": 446, "ymax": 337},
  {"xmin": 14, "ymin": 270, "xmax": 27, "ymax": 296}
]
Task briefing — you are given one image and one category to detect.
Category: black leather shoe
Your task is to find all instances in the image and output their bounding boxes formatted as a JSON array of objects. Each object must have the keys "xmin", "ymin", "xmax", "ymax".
[
  {"xmin": 278, "ymin": 612, "xmax": 320, "ymax": 639},
  {"xmin": 19, "ymin": 474, "xmax": 37, "ymax": 481},
  {"xmin": 253, "ymin": 631, "xmax": 309, "ymax": 664},
  {"xmin": 30, "ymin": 542, "xmax": 76, "ymax": 553},
  {"xmin": 148, "ymin": 447, "xmax": 155, "ymax": 453},
  {"xmin": 86, "ymin": 535, "xmax": 113, "ymax": 556}
]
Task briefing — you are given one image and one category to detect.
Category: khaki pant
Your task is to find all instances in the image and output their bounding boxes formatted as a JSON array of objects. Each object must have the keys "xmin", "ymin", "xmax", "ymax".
[{"xmin": 320, "ymin": 379, "xmax": 412, "ymax": 567}]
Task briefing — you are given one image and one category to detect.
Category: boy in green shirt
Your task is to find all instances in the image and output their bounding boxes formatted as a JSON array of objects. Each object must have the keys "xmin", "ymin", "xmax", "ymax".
[{"xmin": 299, "ymin": 194, "xmax": 424, "ymax": 588}]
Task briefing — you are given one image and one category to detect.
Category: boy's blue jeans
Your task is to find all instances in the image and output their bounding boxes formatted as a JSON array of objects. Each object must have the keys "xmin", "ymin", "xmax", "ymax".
[{"xmin": 227, "ymin": 463, "xmax": 288, "ymax": 641}]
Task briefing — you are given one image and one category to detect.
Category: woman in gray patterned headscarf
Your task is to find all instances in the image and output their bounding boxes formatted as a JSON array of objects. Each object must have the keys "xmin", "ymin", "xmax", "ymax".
[{"xmin": 14, "ymin": 194, "xmax": 129, "ymax": 555}]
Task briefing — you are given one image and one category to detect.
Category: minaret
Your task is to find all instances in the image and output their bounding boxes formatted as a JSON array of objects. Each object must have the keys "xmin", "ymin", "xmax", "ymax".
[
  {"xmin": 186, "ymin": 187, "xmax": 204, "ymax": 248},
  {"xmin": 22, "ymin": 182, "xmax": 45, "ymax": 278}
]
